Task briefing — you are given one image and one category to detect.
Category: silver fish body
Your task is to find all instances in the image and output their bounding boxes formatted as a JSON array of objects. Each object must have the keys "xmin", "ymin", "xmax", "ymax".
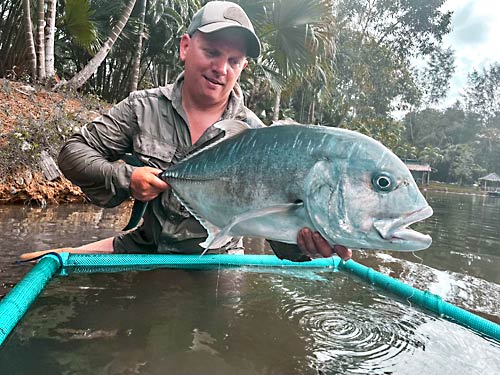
[{"xmin": 160, "ymin": 120, "xmax": 433, "ymax": 252}]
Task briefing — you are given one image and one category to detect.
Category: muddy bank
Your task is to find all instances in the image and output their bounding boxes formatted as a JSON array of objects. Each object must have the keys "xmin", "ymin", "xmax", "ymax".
[
  {"xmin": 0, "ymin": 79, "xmax": 108, "ymax": 205},
  {"xmin": 0, "ymin": 170, "xmax": 87, "ymax": 206}
]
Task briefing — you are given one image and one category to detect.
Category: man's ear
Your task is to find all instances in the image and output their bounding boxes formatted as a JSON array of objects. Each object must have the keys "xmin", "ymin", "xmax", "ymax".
[
  {"xmin": 242, "ymin": 59, "xmax": 248, "ymax": 70},
  {"xmin": 179, "ymin": 34, "xmax": 191, "ymax": 62}
]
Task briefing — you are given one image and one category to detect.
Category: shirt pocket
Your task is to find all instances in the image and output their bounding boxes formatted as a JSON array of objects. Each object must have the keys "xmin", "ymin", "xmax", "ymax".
[{"xmin": 133, "ymin": 132, "xmax": 177, "ymax": 168}]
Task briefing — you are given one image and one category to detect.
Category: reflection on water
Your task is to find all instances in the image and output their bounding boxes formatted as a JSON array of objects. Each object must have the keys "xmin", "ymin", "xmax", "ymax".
[{"xmin": 1, "ymin": 192, "xmax": 500, "ymax": 373}]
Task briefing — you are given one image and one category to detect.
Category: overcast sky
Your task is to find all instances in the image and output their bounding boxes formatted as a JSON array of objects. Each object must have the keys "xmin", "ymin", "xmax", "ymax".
[{"xmin": 440, "ymin": 0, "xmax": 500, "ymax": 106}]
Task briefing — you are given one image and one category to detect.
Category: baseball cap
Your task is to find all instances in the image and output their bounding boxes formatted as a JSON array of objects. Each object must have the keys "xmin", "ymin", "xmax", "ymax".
[{"xmin": 187, "ymin": 1, "xmax": 261, "ymax": 58}]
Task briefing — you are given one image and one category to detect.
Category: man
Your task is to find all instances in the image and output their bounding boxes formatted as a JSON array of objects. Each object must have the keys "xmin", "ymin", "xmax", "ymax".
[{"xmin": 56, "ymin": 1, "xmax": 351, "ymax": 262}]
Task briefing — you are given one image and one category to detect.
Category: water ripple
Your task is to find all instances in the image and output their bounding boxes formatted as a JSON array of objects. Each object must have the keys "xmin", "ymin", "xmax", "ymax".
[{"xmin": 280, "ymin": 285, "xmax": 427, "ymax": 373}]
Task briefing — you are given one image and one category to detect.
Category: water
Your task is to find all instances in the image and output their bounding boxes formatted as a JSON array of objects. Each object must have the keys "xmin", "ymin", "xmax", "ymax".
[{"xmin": 1, "ymin": 192, "xmax": 500, "ymax": 374}]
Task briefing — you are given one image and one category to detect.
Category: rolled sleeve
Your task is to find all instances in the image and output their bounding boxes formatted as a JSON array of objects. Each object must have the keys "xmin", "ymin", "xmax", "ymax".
[{"xmin": 58, "ymin": 96, "xmax": 138, "ymax": 207}]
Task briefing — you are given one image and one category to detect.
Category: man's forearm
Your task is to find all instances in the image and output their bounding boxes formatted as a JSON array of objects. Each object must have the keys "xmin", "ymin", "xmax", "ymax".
[{"xmin": 58, "ymin": 135, "xmax": 134, "ymax": 207}]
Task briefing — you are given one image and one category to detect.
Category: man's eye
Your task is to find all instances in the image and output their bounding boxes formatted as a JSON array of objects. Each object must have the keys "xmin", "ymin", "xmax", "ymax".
[
  {"xmin": 230, "ymin": 59, "xmax": 242, "ymax": 67},
  {"xmin": 206, "ymin": 49, "xmax": 218, "ymax": 57}
]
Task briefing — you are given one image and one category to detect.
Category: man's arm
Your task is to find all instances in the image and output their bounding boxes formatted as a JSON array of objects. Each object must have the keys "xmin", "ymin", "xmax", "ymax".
[{"xmin": 58, "ymin": 97, "xmax": 138, "ymax": 207}]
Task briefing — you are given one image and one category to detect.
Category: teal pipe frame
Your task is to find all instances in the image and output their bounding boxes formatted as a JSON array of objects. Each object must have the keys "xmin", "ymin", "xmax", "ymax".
[
  {"xmin": 0, "ymin": 255, "xmax": 61, "ymax": 346},
  {"xmin": 61, "ymin": 253, "xmax": 341, "ymax": 270},
  {"xmin": 1, "ymin": 253, "xmax": 499, "ymax": 346}
]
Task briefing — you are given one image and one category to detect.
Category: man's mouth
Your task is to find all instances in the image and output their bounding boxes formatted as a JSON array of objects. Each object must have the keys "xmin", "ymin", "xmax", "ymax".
[{"xmin": 204, "ymin": 76, "xmax": 223, "ymax": 86}]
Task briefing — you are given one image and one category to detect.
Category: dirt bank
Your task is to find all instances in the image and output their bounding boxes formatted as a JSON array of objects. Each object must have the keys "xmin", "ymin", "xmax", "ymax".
[{"xmin": 0, "ymin": 79, "xmax": 107, "ymax": 205}]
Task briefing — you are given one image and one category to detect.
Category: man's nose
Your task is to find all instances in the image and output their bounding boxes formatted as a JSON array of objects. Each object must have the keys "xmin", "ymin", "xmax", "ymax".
[{"xmin": 211, "ymin": 56, "xmax": 228, "ymax": 75}]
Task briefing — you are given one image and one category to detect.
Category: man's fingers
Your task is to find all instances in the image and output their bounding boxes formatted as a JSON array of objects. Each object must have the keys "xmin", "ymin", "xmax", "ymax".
[
  {"xmin": 130, "ymin": 167, "xmax": 169, "ymax": 201},
  {"xmin": 298, "ymin": 228, "xmax": 318, "ymax": 257},
  {"xmin": 298, "ymin": 228, "xmax": 353, "ymax": 260},
  {"xmin": 333, "ymin": 245, "xmax": 352, "ymax": 261},
  {"xmin": 150, "ymin": 175, "xmax": 169, "ymax": 190},
  {"xmin": 312, "ymin": 232, "xmax": 334, "ymax": 258}
]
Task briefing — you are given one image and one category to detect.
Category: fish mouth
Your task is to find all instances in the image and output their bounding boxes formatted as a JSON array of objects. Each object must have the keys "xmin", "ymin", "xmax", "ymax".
[{"xmin": 373, "ymin": 206, "xmax": 433, "ymax": 250}]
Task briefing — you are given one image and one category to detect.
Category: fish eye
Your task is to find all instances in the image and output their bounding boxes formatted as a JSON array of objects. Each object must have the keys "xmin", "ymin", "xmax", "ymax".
[{"xmin": 372, "ymin": 172, "xmax": 395, "ymax": 192}]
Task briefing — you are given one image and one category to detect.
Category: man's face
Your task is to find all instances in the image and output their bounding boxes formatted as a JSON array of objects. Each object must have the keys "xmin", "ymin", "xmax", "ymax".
[{"xmin": 180, "ymin": 29, "xmax": 248, "ymax": 106}]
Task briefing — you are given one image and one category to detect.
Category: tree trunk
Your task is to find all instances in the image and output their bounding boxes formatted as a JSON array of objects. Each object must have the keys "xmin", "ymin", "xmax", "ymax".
[
  {"xmin": 63, "ymin": 0, "xmax": 137, "ymax": 91},
  {"xmin": 35, "ymin": 0, "xmax": 46, "ymax": 80},
  {"xmin": 23, "ymin": 0, "xmax": 37, "ymax": 79},
  {"xmin": 44, "ymin": 0, "xmax": 57, "ymax": 79},
  {"xmin": 129, "ymin": 0, "xmax": 146, "ymax": 92},
  {"xmin": 308, "ymin": 99, "xmax": 316, "ymax": 124},
  {"xmin": 273, "ymin": 89, "xmax": 281, "ymax": 122}
]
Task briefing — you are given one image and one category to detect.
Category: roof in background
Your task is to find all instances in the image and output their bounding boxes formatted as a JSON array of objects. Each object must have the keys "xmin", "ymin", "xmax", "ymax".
[
  {"xmin": 479, "ymin": 173, "xmax": 500, "ymax": 182},
  {"xmin": 405, "ymin": 162, "xmax": 432, "ymax": 172}
]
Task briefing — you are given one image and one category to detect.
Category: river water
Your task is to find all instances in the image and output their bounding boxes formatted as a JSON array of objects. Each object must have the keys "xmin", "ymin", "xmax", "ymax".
[{"xmin": 0, "ymin": 192, "xmax": 499, "ymax": 374}]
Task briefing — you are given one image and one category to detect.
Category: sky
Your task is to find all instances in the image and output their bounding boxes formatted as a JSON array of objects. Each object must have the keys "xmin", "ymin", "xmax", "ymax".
[{"xmin": 440, "ymin": 0, "xmax": 500, "ymax": 106}]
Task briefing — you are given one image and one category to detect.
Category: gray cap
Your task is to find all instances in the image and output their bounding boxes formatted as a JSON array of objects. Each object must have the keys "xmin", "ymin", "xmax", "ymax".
[{"xmin": 187, "ymin": 1, "xmax": 261, "ymax": 58}]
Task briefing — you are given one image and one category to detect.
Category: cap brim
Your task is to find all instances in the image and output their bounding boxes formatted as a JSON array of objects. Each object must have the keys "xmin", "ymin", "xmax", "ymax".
[{"xmin": 198, "ymin": 23, "xmax": 261, "ymax": 58}]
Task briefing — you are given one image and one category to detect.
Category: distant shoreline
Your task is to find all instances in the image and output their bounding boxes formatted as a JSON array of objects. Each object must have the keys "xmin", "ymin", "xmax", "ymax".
[{"xmin": 421, "ymin": 183, "xmax": 491, "ymax": 197}]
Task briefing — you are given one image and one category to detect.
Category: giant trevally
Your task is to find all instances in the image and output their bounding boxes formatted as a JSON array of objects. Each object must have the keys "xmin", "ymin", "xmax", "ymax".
[{"xmin": 155, "ymin": 120, "xmax": 433, "ymax": 253}]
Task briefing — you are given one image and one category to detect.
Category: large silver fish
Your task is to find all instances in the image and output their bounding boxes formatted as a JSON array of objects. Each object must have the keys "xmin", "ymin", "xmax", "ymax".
[{"xmin": 157, "ymin": 120, "xmax": 433, "ymax": 252}]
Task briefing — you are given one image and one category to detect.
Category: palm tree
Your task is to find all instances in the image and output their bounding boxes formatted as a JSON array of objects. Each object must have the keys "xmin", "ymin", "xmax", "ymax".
[
  {"xmin": 61, "ymin": 0, "xmax": 137, "ymax": 90},
  {"xmin": 129, "ymin": 0, "xmax": 146, "ymax": 92},
  {"xmin": 35, "ymin": 0, "xmax": 46, "ymax": 80},
  {"xmin": 139, "ymin": 0, "xmax": 200, "ymax": 87},
  {"xmin": 23, "ymin": 0, "xmax": 37, "ymax": 78},
  {"xmin": 44, "ymin": 0, "xmax": 57, "ymax": 79},
  {"xmin": 241, "ymin": 0, "xmax": 336, "ymax": 122}
]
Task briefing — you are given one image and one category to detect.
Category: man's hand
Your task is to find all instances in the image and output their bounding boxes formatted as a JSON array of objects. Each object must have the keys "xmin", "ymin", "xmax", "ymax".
[
  {"xmin": 297, "ymin": 228, "xmax": 352, "ymax": 261},
  {"xmin": 129, "ymin": 167, "xmax": 169, "ymax": 201}
]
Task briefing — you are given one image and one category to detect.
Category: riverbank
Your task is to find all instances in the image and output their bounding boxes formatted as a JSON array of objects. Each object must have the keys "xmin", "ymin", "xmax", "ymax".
[
  {"xmin": 0, "ymin": 79, "xmax": 108, "ymax": 205},
  {"xmin": 422, "ymin": 182, "xmax": 488, "ymax": 196}
]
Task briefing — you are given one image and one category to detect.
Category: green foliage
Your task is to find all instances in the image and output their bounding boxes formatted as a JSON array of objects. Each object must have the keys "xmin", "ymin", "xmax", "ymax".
[
  {"xmin": 61, "ymin": 0, "xmax": 100, "ymax": 54},
  {"xmin": 341, "ymin": 114, "xmax": 404, "ymax": 150},
  {"xmin": 0, "ymin": 112, "xmax": 73, "ymax": 175},
  {"xmin": 417, "ymin": 46, "xmax": 455, "ymax": 106},
  {"xmin": 418, "ymin": 146, "xmax": 444, "ymax": 165},
  {"xmin": 444, "ymin": 144, "xmax": 485, "ymax": 185},
  {"xmin": 0, "ymin": 0, "xmax": 28, "ymax": 78},
  {"xmin": 463, "ymin": 62, "xmax": 500, "ymax": 124}
]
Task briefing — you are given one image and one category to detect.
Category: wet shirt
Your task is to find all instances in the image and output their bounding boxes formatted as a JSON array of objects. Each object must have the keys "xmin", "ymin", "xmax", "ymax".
[{"xmin": 58, "ymin": 73, "xmax": 308, "ymax": 261}]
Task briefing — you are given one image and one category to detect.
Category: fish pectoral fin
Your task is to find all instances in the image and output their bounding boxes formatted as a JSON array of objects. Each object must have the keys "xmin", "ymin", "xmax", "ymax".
[
  {"xmin": 217, "ymin": 203, "xmax": 305, "ymax": 242},
  {"xmin": 200, "ymin": 203, "xmax": 303, "ymax": 256}
]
